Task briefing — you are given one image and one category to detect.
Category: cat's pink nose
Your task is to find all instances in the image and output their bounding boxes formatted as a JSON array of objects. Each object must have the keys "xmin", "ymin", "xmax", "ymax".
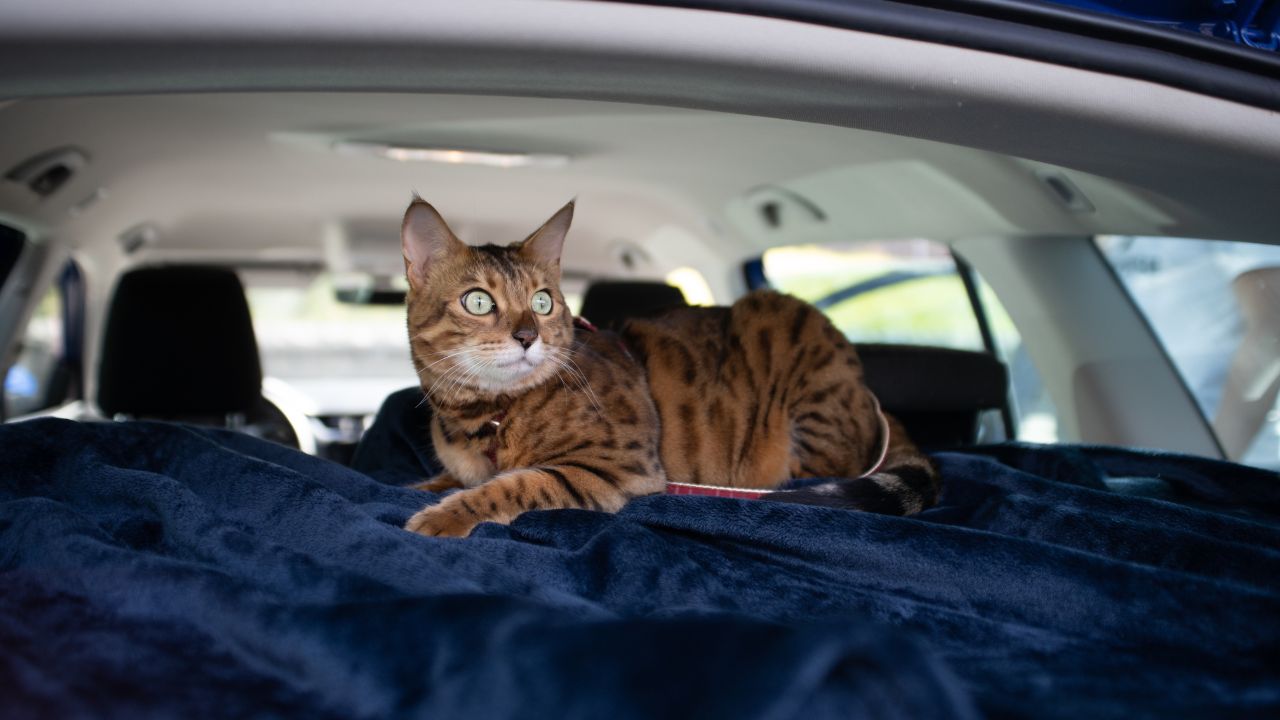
[{"xmin": 512, "ymin": 328, "xmax": 538, "ymax": 350}]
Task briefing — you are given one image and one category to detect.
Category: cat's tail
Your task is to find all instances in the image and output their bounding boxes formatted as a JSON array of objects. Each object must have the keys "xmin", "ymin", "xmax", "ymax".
[{"xmin": 762, "ymin": 414, "xmax": 941, "ymax": 516}]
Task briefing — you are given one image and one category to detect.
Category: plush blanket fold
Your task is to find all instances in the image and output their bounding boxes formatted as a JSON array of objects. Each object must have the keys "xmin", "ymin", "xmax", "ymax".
[{"xmin": 1, "ymin": 417, "xmax": 1277, "ymax": 719}]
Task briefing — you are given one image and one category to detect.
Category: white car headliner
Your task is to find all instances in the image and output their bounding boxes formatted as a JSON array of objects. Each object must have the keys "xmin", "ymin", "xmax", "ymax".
[{"xmin": 0, "ymin": 0, "xmax": 1277, "ymax": 266}]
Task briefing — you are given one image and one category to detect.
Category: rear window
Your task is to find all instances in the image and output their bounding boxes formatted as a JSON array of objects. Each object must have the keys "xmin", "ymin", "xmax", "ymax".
[
  {"xmin": 762, "ymin": 240, "xmax": 983, "ymax": 350},
  {"xmin": 759, "ymin": 239, "xmax": 1058, "ymax": 442},
  {"xmin": 241, "ymin": 271, "xmax": 415, "ymax": 417},
  {"xmin": 240, "ymin": 270, "xmax": 591, "ymax": 418},
  {"xmin": 1097, "ymin": 236, "xmax": 1280, "ymax": 470}
]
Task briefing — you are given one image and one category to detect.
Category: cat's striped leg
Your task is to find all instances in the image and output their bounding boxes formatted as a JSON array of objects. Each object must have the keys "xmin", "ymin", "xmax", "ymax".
[
  {"xmin": 763, "ymin": 414, "xmax": 941, "ymax": 515},
  {"xmin": 404, "ymin": 463, "xmax": 661, "ymax": 537}
]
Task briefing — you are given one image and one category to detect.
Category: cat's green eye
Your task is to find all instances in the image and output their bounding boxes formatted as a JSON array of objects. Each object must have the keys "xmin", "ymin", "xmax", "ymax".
[
  {"xmin": 461, "ymin": 290, "xmax": 495, "ymax": 316},
  {"xmin": 531, "ymin": 290, "xmax": 554, "ymax": 316}
]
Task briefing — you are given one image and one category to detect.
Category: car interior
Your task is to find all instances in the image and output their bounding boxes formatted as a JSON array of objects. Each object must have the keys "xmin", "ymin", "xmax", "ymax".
[
  {"xmin": 2, "ymin": 85, "xmax": 1275, "ymax": 470},
  {"xmin": 1, "ymin": 2, "xmax": 1278, "ymax": 717}
]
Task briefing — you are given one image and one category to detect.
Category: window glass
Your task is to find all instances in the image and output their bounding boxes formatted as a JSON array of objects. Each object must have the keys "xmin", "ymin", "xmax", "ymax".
[
  {"xmin": 665, "ymin": 266, "xmax": 715, "ymax": 306},
  {"xmin": 1097, "ymin": 236, "xmax": 1280, "ymax": 470},
  {"xmin": 244, "ymin": 271, "xmax": 587, "ymax": 419},
  {"xmin": 4, "ymin": 282, "xmax": 63, "ymax": 418},
  {"xmin": 760, "ymin": 240, "xmax": 1058, "ymax": 442},
  {"xmin": 762, "ymin": 240, "xmax": 983, "ymax": 349},
  {"xmin": 976, "ymin": 277, "xmax": 1059, "ymax": 443},
  {"xmin": 242, "ymin": 272, "xmax": 416, "ymax": 417}
]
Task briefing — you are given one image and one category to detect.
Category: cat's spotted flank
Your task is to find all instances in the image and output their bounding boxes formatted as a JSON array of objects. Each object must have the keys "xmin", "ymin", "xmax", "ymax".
[{"xmin": 400, "ymin": 198, "xmax": 940, "ymax": 537}]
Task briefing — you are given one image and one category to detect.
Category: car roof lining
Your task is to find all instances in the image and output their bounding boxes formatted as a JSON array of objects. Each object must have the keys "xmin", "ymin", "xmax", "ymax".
[{"xmin": 1, "ymin": 0, "xmax": 1277, "ymax": 252}]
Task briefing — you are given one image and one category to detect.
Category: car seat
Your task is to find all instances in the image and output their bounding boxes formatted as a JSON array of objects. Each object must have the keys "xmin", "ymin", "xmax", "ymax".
[{"xmin": 96, "ymin": 265, "xmax": 300, "ymax": 448}]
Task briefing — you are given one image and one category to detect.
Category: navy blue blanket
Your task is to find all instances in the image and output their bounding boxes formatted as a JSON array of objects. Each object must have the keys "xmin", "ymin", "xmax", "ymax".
[{"xmin": 2, "ymin": 415, "xmax": 1278, "ymax": 719}]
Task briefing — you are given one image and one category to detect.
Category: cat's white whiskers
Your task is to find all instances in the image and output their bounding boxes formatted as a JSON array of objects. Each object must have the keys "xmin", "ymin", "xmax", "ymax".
[
  {"xmin": 425, "ymin": 360, "xmax": 463, "ymax": 396},
  {"xmin": 565, "ymin": 354, "xmax": 606, "ymax": 415},
  {"xmin": 426, "ymin": 351, "xmax": 475, "ymax": 399},
  {"xmin": 458, "ymin": 356, "xmax": 501, "ymax": 404},
  {"xmin": 548, "ymin": 346, "xmax": 603, "ymax": 415},
  {"xmin": 549, "ymin": 355, "xmax": 575, "ymax": 397},
  {"xmin": 439, "ymin": 356, "xmax": 480, "ymax": 405},
  {"xmin": 419, "ymin": 348, "xmax": 475, "ymax": 374},
  {"xmin": 447, "ymin": 357, "xmax": 497, "ymax": 405}
]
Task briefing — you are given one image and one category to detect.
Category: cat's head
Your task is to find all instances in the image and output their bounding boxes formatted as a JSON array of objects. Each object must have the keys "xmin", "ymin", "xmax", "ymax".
[{"xmin": 401, "ymin": 197, "xmax": 576, "ymax": 401}]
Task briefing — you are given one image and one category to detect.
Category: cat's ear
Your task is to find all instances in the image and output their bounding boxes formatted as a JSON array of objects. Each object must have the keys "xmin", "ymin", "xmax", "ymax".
[
  {"xmin": 402, "ymin": 197, "xmax": 465, "ymax": 286},
  {"xmin": 520, "ymin": 200, "xmax": 574, "ymax": 267}
]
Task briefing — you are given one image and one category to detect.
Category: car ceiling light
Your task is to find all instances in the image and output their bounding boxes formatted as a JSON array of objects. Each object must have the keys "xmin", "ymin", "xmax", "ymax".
[{"xmin": 333, "ymin": 141, "xmax": 569, "ymax": 168}]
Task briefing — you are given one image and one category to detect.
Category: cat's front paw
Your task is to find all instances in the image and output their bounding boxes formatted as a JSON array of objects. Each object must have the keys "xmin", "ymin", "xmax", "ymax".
[{"xmin": 404, "ymin": 503, "xmax": 479, "ymax": 538}]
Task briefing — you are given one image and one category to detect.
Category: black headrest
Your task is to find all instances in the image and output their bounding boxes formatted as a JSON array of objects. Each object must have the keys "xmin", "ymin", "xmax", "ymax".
[
  {"xmin": 858, "ymin": 344, "xmax": 1008, "ymax": 448},
  {"xmin": 98, "ymin": 265, "xmax": 262, "ymax": 417},
  {"xmin": 579, "ymin": 281, "xmax": 687, "ymax": 330}
]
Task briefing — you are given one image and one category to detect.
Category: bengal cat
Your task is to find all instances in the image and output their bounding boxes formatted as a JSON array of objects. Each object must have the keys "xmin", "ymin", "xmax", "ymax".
[{"xmin": 400, "ymin": 198, "xmax": 940, "ymax": 537}]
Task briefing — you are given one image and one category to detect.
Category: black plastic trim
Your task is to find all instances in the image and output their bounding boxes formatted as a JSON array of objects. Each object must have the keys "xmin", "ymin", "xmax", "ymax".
[
  {"xmin": 0, "ymin": 223, "xmax": 23, "ymax": 293},
  {"xmin": 954, "ymin": 252, "xmax": 1017, "ymax": 439},
  {"xmin": 610, "ymin": 0, "xmax": 1280, "ymax": 111}
]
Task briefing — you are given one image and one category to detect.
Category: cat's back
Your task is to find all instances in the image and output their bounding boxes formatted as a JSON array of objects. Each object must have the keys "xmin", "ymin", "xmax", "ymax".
[
  {"xmin": 620, "ymin": 290, "xmax": 854, "ymax": 389},
  {"xmin": 621, "ymin": 291, "xmax": 877, "ymax": 488}
]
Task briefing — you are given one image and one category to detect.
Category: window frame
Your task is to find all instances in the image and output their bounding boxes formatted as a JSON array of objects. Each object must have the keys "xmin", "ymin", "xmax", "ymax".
[{"xmin": 2, "ymin": 257, "xmax": 86, "ymax": 420}]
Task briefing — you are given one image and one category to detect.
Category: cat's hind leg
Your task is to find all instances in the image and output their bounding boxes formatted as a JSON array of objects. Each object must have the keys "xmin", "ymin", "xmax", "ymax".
[{"xmin": 764, "ymin": 413, "xmax": 941, "ymax": 515}]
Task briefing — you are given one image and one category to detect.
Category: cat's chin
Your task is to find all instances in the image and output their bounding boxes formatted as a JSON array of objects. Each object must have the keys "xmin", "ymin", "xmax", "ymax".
[{"xmin": 471, "ymin": 359, "xmax": 556, "ymax": 396}]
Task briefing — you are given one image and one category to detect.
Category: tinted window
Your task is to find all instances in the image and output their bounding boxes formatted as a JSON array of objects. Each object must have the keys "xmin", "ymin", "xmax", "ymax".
[
  {"xmin": 1097, "ymin": 236, "xmax": 1280, "ymax": 470},
  {"xmin": 5, "ymin": 279, "xmax": 63, "ymax": 418}
]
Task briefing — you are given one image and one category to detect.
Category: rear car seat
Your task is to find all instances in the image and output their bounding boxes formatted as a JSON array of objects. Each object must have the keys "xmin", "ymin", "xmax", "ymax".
[
  {"xmin": 96, "ymin": 265, "xmax": 300, "ymax": 448},
  {"xmin": 579, "ymin": 280, "xmax": 688, "ymax": 330}
]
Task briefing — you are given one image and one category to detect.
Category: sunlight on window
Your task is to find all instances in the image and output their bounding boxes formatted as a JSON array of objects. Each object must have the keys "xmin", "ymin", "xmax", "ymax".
[
  {"xmin": 761, "ymin": 240, "xmax": 1059, "ymax": 443},
  {"xmin": 762, "ymin": 241, "xmax": 981, "ymax": 350},
  {"xmin": 243, "ymin": 273, "xmax": 415, "ymax": 416},
  {"xmin": 665, "ymin": 266, "xmax": 715, "ymax": 306}
]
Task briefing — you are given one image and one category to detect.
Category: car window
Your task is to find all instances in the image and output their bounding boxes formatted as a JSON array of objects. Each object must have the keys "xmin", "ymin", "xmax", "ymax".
[
  {"xmin": 759, "ymin": 240, "xmax": 1058, "ymax": 442},
  {"xmin": 762, "ymin": 240, "xmax": 983, "ymax": 350},
  {"xmin": 243, "ymin": 270, "xmax": 587, "ymax": 419},
  {"xmin": 974, "ymin": 274, "xmax": 1060, "ymax": 443},
  {"xmin": 1096, "ymin": 236, "xmax": 1280, "ymax": 470},
  {"xmin": 5, "ymin": 273, "xmax": 64, "ymax": 418},
  {"xmin": 242, "ymin": 271, "xmax": 416, "ymax": 417}
]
